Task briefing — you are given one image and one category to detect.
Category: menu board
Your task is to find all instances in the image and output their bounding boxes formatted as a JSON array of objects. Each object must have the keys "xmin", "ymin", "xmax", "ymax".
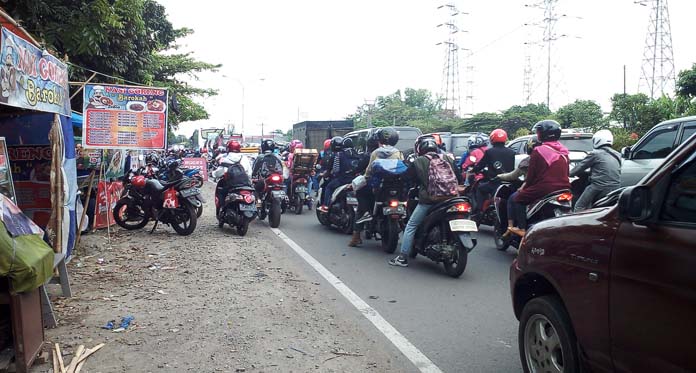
[
  {"xmin": 0, "ymin": 138, "xmax": 16, "ymax": 203},
  {"xmin": 83, "ymin": 83, "xmax": 168, "ymax": 150}
]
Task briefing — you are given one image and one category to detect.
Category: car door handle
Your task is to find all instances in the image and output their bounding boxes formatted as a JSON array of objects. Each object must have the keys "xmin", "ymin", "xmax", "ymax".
[{"xmin": 588, "ymin": 272, "xmax": 599, "ymax": 282}]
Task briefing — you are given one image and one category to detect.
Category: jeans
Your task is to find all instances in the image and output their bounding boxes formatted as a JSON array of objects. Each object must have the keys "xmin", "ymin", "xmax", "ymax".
[
  {"xmin": 323, "ymin": 177, "xmax": 350, "ymax": 206},
  {"xmin": 476, "ymin": 180, "xmax": 500, "ymax": 212},
  {"xmin": 575, "ymin": 184, "xmax": 614, "ymax": 211},
  {"xmin": 400, "ymin": 203, "xmax": 432, "ymax": 256}
]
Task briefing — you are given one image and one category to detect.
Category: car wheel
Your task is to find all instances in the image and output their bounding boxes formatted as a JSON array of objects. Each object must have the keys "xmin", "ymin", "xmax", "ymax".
[{"xmin": 519, "ymin": 296, "xmax": 579, "ymax": 373}]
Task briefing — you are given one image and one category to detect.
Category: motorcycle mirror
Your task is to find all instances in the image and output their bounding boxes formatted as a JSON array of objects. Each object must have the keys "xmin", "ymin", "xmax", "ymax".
[{"xmin": 138, "ymin": 154, "xmax": 144, "ymax": 161}]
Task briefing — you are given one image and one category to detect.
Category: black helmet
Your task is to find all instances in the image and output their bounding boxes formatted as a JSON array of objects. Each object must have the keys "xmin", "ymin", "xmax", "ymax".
[
  {"xmin": 416, "ymin": 138, "xmax": 438, "ymax": 156},
  {"xmin": 377, "ymin": 127, "xmax": 399, "ymax": 146},
  {"xmin": 167, "ymin": 159, "xmax": 180, "ymax": 170},
  {"xmin": 533, "ymin": 120, "xmax": 562, "ymax": 142},
  {"xmin": 342, "ymin": 137, "xmax": 354, "ymax": 149},
  {"xmin": 261, "ymin": 139, "xmax": 276, "ymax": 153},
  {"xmin": 367, "ymin": 132, "xmax": 380, "ymax": 152},
  {"xmin": 330, "ymin": 136, "xmax": 344, "ymax": 152},
  {"xmin": 146, "ymin": 153, "xmax": 159, "ymax": 165}
]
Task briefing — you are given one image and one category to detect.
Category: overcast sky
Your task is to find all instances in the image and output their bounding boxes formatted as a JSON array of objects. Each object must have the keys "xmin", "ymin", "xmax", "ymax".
[{"xmin": 159, "ymin": 0, "xmax": 696, "ymax": 138}]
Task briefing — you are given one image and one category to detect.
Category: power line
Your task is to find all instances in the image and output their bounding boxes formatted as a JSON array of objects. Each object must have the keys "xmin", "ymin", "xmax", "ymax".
[{"xmin": 66, "ymin": 61, "xmax": 148, "ymax": 87}]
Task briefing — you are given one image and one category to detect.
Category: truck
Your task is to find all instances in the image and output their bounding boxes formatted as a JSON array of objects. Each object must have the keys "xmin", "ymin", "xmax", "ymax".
[{"xmin": 292, "ymin": 120, "xmax": 354, "ymax": 152}]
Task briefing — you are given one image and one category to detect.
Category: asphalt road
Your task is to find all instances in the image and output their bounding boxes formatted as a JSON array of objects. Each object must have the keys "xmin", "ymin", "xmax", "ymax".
[{"xmin": 274, "ymin": 208, "xmax": 523, "ymax": 373}]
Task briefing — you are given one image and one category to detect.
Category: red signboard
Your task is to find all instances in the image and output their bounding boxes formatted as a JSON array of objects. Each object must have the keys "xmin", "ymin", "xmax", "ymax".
[
  {"xmin": 93, "ymin": 181, "xmax": 123, "ymax": 229},
  {"xmin": 181, "ymin": 157, "xmax": 208, "ymax": 181}
]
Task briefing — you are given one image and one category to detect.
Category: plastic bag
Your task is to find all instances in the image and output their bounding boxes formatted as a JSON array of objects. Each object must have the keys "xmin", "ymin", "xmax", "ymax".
[
  {"xmin": 352, "ymin": 175, "xmax": 367, "ymax": 191},
  {"xmin": 372, "ymin": 159, "xmax": 407, "ymax": 176}
]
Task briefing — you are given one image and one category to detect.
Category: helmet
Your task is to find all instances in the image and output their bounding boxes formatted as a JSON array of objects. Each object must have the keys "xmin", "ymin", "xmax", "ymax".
[
  {"xmin": 167, "ymin": 159, "xmax": 181, "ymax": 170},
  {"xmin": 261, "ymin": 139, "xmax": 276, "ymax": 153},
  {"xmin": 145, "ymin": 153, "xmax": 160, "ymax": 165},
  {"xmin": 227, "ymin": 140, "xmax": 241, "ymax": 153},
  {"xmin": 592, "ymin": 129, "xmax": 613, "ymax": 148},
  {"xmin": 367, "ymin": 133, "xmax": 380, "ymax": 153},
  {"xmin": 377, "ymin": 127, "xmax": 399, "ymax": 146},
  {"xmin": 467, "ymin": 134, "xmax": 487, "ymax": 150},
  {"xmin": 294, "ymin": 142, "xmax": 304, "ymax": 150},
  {"xmin": 416, "ymin": 138, "xmax": 438, "ymax": 156},
  {"xmin": 132, "ymin": 175, "xmax": 146, "ymax": 188},
  {"xmin": 323, "ymin": 139, "xmax": 332, "ymax": 152},
  {"xmin": 533, "ymin": 120, "xmax": 562, "ymax": 142},
  {"xmin": 330, "ymin": 136, "xmax": 344, "ymax": 152},
  {"xmin": 489, "ymin": 129, "xmax": 508, "ymax": 144},
  {"xmin": 526, "ymin": 137, "xmax": 542, "ymax": 155},
  {"xmin": 289, "ymin": 139, "xmax": 303, "ymax": 152},
  {"xmin": 342, "ymin": 137, "xmax": 354, "ymax": 149}
]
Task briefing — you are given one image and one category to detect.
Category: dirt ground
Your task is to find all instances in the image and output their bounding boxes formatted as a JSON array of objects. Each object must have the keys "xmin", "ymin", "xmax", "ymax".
[{"xmin": 33, "ymin": 185, "xmax": 411, "ymax": 372}]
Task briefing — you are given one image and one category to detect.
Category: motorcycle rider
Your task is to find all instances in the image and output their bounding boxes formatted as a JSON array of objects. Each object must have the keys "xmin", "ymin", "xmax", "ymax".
[
  {"xmin": 389, "ymin": 137, "xmax": 461, "ymax": 267},
  {"xmin": 213, "ymin": 152, "xmax": 253, "ymax": 216},
  {"xmin": 317, "ymin": 139, "xmax": 333, "ymax": 197},
  {"xmin": 509, "ymin": 120, "xmax": 570, "ymax": 236},
  {"xmin": 252, "ymin": 139, "xmax": 285, "ymax": 198},
  {"xmin": 227, "ymin": 139, "xmax": 242, "ymax": 154},
  {"xmin": 472, "ymin": 129, "xmax": 515, "ymax": 216},
  {"xmin": 494, "ymin": 137, "xmax": 540, "ymax": 233},
  {"xmin": 461, "ymin": 133, "xmax": 489, "ymax": 184},
  {"xmin": 570, "ymin": 129, "xmax": 622, "ymax": 211},
  {"xmin": 348, "ymin": 133, "xmax": 380, "ymax": 247},
  {"xmin": 319, "ymin": 137, "xmax": 357, "ymax": 212}
]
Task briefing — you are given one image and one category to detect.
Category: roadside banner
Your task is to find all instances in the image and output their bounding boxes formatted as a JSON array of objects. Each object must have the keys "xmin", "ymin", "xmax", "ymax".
[
  {"xmin": 93, "ymin": 181, "xmax": 123, "ymax": 229},
  {"xmin": 6, "ymin": 145, "xmax": 52, "ymax": 227},
  {"xmin": 82, "ymin": 83, "xmax": 168, "ymax": 150},
  {"xmin": 181, "ymin": 157, "xmax": 208, "ymax": 181},
  {"xmin": 0, "ymin": 27, "xmax": 71, "ymax": 116}
]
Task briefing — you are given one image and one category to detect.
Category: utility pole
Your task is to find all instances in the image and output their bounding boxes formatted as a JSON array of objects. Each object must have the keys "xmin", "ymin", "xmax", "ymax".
[
  {"xmin": 543, "ymin": 0, "xmax": 558, "ymax": 109},
  {"xmin": 436, "ymin": 2, "xmax": 468, "ymax": 116},
  {"xmin": 637, "ymin": 0, "xmax": 676, "ymax": 98}
]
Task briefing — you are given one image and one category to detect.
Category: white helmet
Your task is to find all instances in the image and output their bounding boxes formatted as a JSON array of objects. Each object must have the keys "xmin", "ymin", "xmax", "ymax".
[{"xmin": 592, "ymin": 129, "xmax": 613, "ymax": 149}]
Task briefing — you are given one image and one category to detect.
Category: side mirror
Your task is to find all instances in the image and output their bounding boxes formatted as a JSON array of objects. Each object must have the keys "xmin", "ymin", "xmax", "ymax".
[
  {"xmin": 621, "ymin": 146, "xmax": 631, "ymax": 159},
  {"xmin": 138, "ymin": 154, "xmax": 144, "ymax": 161},
  {"xmin": 618, "ymin": 186, "xmax": 651, "ymax": 222}
]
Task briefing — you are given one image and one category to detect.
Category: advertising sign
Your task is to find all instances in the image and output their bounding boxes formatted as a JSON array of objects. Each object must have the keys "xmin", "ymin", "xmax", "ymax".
[
  {"xmin": 181, "ymin": 157, "xmax": 208, "ymax": 181},
  {"xmin": 83, "ymin": 83, "xmax": 168, "ymax": 150},
  {"xmin": 0, "ymin": 27, "xmax": 70, "ymax": 116},
  {"xmin": 6, "ymin": 145, "xmax": 52, "ymax": 227},
  {"xmin": 93, "ymin": 181, "xmax": 123, "ymax": 229}
]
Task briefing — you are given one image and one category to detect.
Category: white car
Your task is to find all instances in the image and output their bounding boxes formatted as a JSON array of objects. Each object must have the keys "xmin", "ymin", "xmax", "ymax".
[{"xmin": 506, "ymin": 132, "xmax": 594, "ymax": 172}]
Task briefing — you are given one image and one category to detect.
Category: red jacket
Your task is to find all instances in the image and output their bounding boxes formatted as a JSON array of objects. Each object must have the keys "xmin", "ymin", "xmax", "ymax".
[{"xmin": 514, "ymin": 142, "xmax": 570, "ymax": 205}]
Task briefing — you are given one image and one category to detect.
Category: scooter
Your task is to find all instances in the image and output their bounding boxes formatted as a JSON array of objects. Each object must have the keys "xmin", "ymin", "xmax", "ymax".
[
  {"xmin": 256, "ymin": 173, "xmax": 285, "ymax": 228},
  {"xmin": 363, "ymin": 174, "xmax": 407, "ymax": 253},
  {"xmin": 215, "ymin": 161, "xmax": 257, "ymax": 236},
  {"xmin": 492, "ymin": 184, "xmax": 573, "ymax": 251},
  {"xmin": 316, "ymin": 181, "xmax": 357, "ymax": 234}
]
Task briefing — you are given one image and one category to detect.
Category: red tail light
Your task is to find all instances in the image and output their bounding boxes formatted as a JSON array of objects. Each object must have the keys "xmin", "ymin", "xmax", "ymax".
[
  {"xmin": 389, "ymin": 200, "xmax": 399, "ymax": 208},
  {"xmin": 271, "ymin": 175, "xmax": 281, "ymax": 182},
  {"xmin": 453, "ymin": 202, "xmax": 471, "ymax": 212},
  {"xmin": 557, "ymin": 192, "xmax": 573, "ymax": 202},
  {"xmin": 244, "ymin": 194, "xmax": 254, "ymax": 204}
]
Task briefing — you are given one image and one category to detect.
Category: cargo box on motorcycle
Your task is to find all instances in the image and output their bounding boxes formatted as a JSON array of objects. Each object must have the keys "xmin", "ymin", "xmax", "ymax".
[{"xmin": 292, "ymin": 149, "xmax": 318, "ymax": 174}]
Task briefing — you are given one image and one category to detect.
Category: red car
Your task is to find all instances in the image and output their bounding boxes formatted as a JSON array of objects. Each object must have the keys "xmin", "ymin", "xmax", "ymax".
[{"xmin": 510, "ymin": 133, "xmax": 696, "ymax": 373}]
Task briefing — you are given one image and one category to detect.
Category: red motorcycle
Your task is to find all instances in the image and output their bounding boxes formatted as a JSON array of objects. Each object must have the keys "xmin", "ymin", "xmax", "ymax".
[{"xmin": 256, "ymin": 173, "xmax": 286, "ymax": 228}]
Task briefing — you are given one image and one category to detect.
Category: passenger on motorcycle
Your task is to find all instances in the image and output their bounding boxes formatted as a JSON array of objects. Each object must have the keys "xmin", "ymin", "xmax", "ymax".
[
  {"xmin": 356, "ymin": 127, "xmax": 403, "ymax": 224},
  {"xmin": 348, "ymin": 133, "xmax": 380, "ymax": 247},
  {"xmin": 495, "ymin": 137, "xmax": 540, "ymax": 233},
  {"xmin": 570, "ymin": 129, "xmax": 622, "ymax": 211},
  {"xmin": 213, "ymin": 152, "xmax": 253, "ymax": 216},
  {"xmin": 227, "ymin": 139, "xmax": 242, "ymax": 154},
  {"xmin": 388, "ymin": 138, "xmax": 461, "ymax": 267},
  {"xmin": 252, "ymin": 139, "xmax": 285, "ymax": 197},
  {"xmin": 319, "ymin": 137, "xmax": 355, "ymax": 212},
  {"xmin": 472, "ymin": 129, "xmax": 515, "ymax": 215},
  {"xmin": 317, "ymin": 139, "xmax": 333, "ymax": 195},
  {"xmin": 461, "ymin": 133, "xmax": 489, "ymax": 184},
  {"xmin": 508, "ymin": 120, "xmax": 570, "ymax": 236}
]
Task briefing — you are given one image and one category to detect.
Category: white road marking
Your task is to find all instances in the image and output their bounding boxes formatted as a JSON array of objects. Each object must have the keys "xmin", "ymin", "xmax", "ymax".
[{"xmin": 270, "ymin": 227, "xmax": 444, "ymax": 373}]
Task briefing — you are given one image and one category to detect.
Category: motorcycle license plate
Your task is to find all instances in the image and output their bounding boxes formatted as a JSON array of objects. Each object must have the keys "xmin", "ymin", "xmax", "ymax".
[
  {"xmin": 239, "ymin": 204, "xmax": 256, "ymax": 212},
  {"xmin": 295, "ymin": 186, "xmax": 308, "ymax": 193},
  {"xmin": 346, "ymin": 197, "xmax": 358, "ymax": 205},
  {"xmin": 271, "ymin": 190, "xmax": 286, "ymax": 198},
  {"xmin": 449, "ymin": 219, "xmax": 478, "ymax": 232},
  {"xmin": 180, "ymin": 188, "xmax": 200, "ymax": 197}
]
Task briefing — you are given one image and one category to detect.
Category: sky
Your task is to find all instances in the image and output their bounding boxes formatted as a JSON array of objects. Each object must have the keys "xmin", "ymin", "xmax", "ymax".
[{"xmin": 159, "ymin": 0, "xmax": 696, "ymax": 138}]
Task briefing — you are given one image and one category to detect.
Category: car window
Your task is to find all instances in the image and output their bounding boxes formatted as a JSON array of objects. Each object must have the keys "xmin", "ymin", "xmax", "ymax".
[
  {"xmin": 661, "ymin": 159, "xmax": 696, "ymax": 224},
  {"xmin": 632, "ymin": 126, "xmax": 678, "ymax": 160},
  {"xmin": 559, "ymin": 138, "xmax": 593, "ymax": 153},
  {"xmin": 508, "ymin": 141, "xmax": 523, "ymax": 154},
  {"xmin": 680, "ymin": 121, "xmax": 696, "ymax": 144},
  {"xmin": 348, "ymin": 134, "xmax": 365, "ymax": 153},
  {"xmin": 395, "ymin": 129, "xmax": 421, "ymax": 152}
]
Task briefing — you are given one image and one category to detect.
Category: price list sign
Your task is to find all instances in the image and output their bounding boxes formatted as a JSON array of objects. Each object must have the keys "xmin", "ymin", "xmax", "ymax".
[{"xmin": 83, "ymin": 83, "xmax": 168, "ymax": 150}]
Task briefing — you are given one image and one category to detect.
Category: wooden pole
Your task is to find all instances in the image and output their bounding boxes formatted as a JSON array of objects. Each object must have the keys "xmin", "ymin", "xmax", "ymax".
[
  {"xmin": 74, "ymin": 169, "xmax": 96, "ymax": 248},
  {"xmin": 69, "ymin": 72, "xmax": 98, "ymax": 100}
]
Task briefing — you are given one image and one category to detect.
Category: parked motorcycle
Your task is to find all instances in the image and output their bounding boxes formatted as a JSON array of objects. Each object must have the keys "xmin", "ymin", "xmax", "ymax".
[
  {"xmin": 363, "ymin": 174, "xmax": 407, "ymax": 253},
  {"xmin": 156, "ymin": 162, "xmax": 205, "ymax": 217},
  {"xmin": 492, "ymin": 184, "xmax": 573, "ymax": 251},
  {"xmin": 316, "ymin": 182, "xmax": 357, "ymax": 234},
  {"xmin": 113, "ymin": 171, "xmax": 201, "ymax": 236},
  {"xmin": 406, "ymin": 188, "xmax": 478, "ymax": 278},
  {"xmin": 256, "ymin": 173, "xmax": 285, "ymax": 228}
]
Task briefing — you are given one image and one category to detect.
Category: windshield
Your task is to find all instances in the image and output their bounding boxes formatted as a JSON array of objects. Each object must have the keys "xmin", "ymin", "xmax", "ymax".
[{"xmin": 559, "ymin": 138, "xmax": 593, "ymax": 153}]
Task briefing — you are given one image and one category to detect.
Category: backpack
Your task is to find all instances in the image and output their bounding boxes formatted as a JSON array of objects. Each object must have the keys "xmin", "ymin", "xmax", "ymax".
[
  {"xmin": 225, "ymin": 162, "xmax": 251, "ymax": 188},
  {"xmin": 424, "ymin": 154, "xmax": 458, "ymax": 201}
]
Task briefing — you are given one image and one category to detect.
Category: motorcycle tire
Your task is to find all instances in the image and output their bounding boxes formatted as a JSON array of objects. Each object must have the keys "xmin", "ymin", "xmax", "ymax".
[
  {"xmin": 316, "ymin": 206, "xmax": 329, "ymax": 226},
  {"xmin": 493, "ymin": 218, "xmax": 510, "ymax": 251},
  {"xmin": 294, "ymin": 195, "xmax": 303, "ymax": 215},
  {"xmin": 443, "ymin": 235, "xmax": 468, "ymax": 278},
  {"xmin": 269, "ymin": 200, "xmax": 281, "ymax": 228},
  {"xmin": 195, "ymin": 177, "xmax": 204, "ymax": 188},
  {"xmin": 113, "ymin": 199, "xmax": 149, "ymax": 230},
  {"xmin": 237, "ymin": 221, "xmax": 249, "ymax": 236},
  {"xmin": 196, "ymin": 204, "xmax": 203, "ymax": 218},
  {"xmin": 171, "ymin": 202, "xmax": 197, "ymax": 236},
  {"xmin": 381, "ymin": 219, "xmax": 400, "ymax": 253},
  {"xmin": 258, "ymin": 204, "xmax": 267, "ymax": 220}
]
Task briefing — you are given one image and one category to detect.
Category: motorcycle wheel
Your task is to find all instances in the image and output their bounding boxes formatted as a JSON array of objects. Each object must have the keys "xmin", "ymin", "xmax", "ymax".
[
  {"xmin": 269, "ymin": 200, "xmax": 281, "ymax": 228},
  {"xmin": 237, "ymin": 221, "xmax": 249, "ymax": 236},
  {"xmin": 294, "ymin": 195, "xmax": 303, "ymax": 215},
  {"xmin": 493, "ymin": 219, "xmax": 511, "ymax": 251},
  {"xmin": 316, "ymin": 205, "xmax": 329, "ymax": 226},
  {"xmin": 340, "ymin": 207, "xmax": 355, "ymax": 235},
  {"xmin": 195, "ymin": 177, "xmax": 204, "ymax": 188},
  {"xmin": 381, "ymin": 219, "xmax": 400, "ymax": 253},
  {"xmin": 171, "ymin": 203, "xmax": 197, "ymax": 236},
  {"xmin": 443, "ymin": 237, "xmax": 468, "ymax": 278},
  {"xmin": 113, "ymin": 199, "xmax": 149, "ymax": 230},
  {"xmin": 258, "ymin": 203, "xmax": 267, "ymax": 220},
  {"xmin": 196, "ymin": 204, "xmax": 203, "ymax": 218}
]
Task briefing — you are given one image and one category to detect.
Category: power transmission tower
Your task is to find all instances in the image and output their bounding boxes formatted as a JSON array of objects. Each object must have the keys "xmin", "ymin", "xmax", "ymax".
[
  {"xmin": 638, "ymin": 0, "xmax": 676, "ymax": 98},
  {"xmin": 437, "ymin": 3, "xmax": 467, "ymax": 116}
]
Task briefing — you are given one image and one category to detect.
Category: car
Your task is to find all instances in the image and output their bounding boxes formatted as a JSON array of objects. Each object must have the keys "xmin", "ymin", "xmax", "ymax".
[
  {"xmin": 343, "ymin": 126, "xmax": 422, "ymax": 155},
  {"xmin": 507, "ymin": 131, "xmax": 594, "ymax": 171},
  {"xmin": 620, "ymin": 116, "xmax": 696, "ymax": 187},
  {"xmin": 509, "ymin": 132, "xmax": 696, "ymax": 373}
]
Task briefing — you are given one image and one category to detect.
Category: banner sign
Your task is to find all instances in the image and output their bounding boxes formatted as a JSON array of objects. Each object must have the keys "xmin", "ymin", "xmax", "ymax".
[
  {"xmin": 0, "ymin": 27, "xmax": 70, "ymax": 116},
  {"xmin": 7, "ymin": 145, "xmax": 52, "ymax": 227},
  {"xmin": 181, "ymin": 157, "xmax": 208, "ymax": 181},
  {"xmin": 93, "ymin": 181, "xmax": 123, "ymax": 229},
  {"xmin": 83, "ymin": 83, "xmax": 168, "ymax": 150}
]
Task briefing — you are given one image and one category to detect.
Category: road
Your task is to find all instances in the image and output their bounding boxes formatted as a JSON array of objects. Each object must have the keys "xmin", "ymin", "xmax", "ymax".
[{"xmin": 272, "ymin": 208, "xmax": 523, "ymax": 373}]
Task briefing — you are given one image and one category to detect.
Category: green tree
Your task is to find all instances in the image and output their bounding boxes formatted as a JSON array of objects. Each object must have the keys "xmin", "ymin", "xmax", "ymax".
[
  {"xmin": 460, "ymin": 112, "xmax": 502, "ymax": 133},
  {"xmin": 500, "ymin": 103, "xmax": 552, "ymax": 135},
  {"xmin": 555, "ymin": 100, "xmax": 605, "ymax": 130},
  {"xmin": 676, "ymin": 63, "xmax": 696, "ymax": 99},
  {"xmin": 609, "ymin": 93, "xmax": 675, "ymax": 135}
]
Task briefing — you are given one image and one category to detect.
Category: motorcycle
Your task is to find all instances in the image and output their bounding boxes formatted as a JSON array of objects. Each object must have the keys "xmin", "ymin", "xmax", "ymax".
[
  {"xmin": 288, "ymin": 173, "xmax": 312, "ymax": 214},
  {"xmin": 362, "ymin": 174, "xmax": 408, "ymax": 253},
  {"xmin": 113, "ymin": 171, "xmax": 201, "ymax": 236},
  {"xmin": 406, "ymin": 188, "xmax": 478, "ymax": 278},
  {"xmin": 316, "ymin": 181, "xmax": 357, "ymax": 234},
  {"xmin": 492, "ymin": 184, "xmax": 573, "ymax": 251},
  {"xmin": 160, "ymin": 167, "xmax": 203, "ymax": 188},
  {"xmin": 463, "ymin": 176, "xmax": 497, "ymax": 228},
  {"xmin": 256, "ymin": 173, "xmax": 286, "ymax": 228},
  {"xmin": 156, "ymin": 163, "xmax": 205, "ymax": 218},
  {"xmin": 216, "ymin": 179, "xmax": 257, "ymax": 236}
]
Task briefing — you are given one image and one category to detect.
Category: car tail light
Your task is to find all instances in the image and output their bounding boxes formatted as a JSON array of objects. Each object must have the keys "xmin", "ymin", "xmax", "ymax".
[
  {"xmin": 557, "ymin": 192, "xmax": 573, "ymax": 202},
  {"xmin": 296, "ymin": 178, "xmax": 307, "ymax": 184},
  {"xmin": 447, "ymin": 202, "xmax": 471, "ymax": 213},
  {"xmin": 271, "ymin": 175, "xmax": 281, "ymax": 182},
  {"xmin": 389, "ymin": 200, "xmax": 399, "ymax": 208},
  {"xmin": 244, "ymin": 194, "xmax": 254, "ymax": 204}
]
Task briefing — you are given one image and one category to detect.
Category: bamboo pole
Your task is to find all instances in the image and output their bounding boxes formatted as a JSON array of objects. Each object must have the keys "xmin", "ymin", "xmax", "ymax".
[{"xmin": 74, "ymin": 169, "xmax": 96, "ymax": 248}]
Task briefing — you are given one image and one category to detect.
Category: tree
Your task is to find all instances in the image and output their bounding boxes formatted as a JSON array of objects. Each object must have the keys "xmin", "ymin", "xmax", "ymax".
[
  {"xmin": 555, "ymin": 100, "xmax": 605, "ymax": 130},
  {"xmin": 460, "ymin": 112, "xmax": 502, "ymax": 133},
  {"xmin": 500, "ymin": 103, "xmax": 552, "ymax": 135},
  {"xmin": 609, "ymin": 93, "xmax": 675, "ymax": 135},
  {"xmin": 676, "ymin": 63, "xmax": 696, "ymax": 99}
]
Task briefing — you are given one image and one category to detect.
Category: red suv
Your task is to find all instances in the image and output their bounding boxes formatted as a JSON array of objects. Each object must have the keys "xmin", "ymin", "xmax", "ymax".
[{"xmin": 510, "ymin": 133, "xmax": 696, "ymax": 373}]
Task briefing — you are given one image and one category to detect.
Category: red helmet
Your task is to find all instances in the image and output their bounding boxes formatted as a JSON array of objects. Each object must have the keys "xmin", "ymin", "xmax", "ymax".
[
  {"xmin": 489, "ymin": 129, "xmax": 508, "ymax": 144},
  {"xmin": 323, "ymin": 139, "xmax": 331, "ymax": 151},
  {"xmin": 132, "ymin": 175, "xmax": 146, "ymax": 188},
  {"xmin": 227, "ymin": 140, "xmax": 241, "ymax": 153},
  {"xmin": 295, "ymin": 143, "xmax": 304, "ymax": 150}
]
